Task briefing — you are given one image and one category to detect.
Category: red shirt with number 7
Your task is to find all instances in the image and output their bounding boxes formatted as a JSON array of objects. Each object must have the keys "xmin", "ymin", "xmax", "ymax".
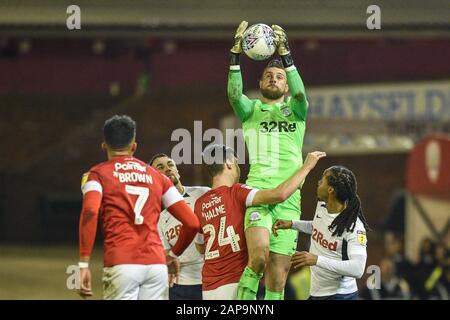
[{"xmin": 80, "ymin": 156, "xmax": 182, "ymax": 267}]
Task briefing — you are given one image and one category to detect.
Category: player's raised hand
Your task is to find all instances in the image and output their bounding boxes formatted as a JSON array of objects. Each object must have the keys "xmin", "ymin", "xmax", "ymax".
[
  {"xmin": 230, "ymin": 20, "xmax": 248, "ymax": 54},
  {"xmin": 291, "ymin": 251, "xmax": 318, "ymax": 268},
  {"xmin": 271, "ymin": 24, "xmax": 290, "ymax": 56},
  {"xmin": 303, "ymin": 151, "xmax": 326, "ymax": 170},
  {"xmin": 272, "ymin": 219, "xmax": 293, "ymax": 237},
  {"xmin": 78, "ymin": 268, "xmax": 93, "ymax": 299}
]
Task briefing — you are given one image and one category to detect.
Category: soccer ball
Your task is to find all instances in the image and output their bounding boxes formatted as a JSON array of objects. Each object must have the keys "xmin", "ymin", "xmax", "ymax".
[{"xmin": 241, "ymin": 23, "xmax": 276, "ymax": 61}]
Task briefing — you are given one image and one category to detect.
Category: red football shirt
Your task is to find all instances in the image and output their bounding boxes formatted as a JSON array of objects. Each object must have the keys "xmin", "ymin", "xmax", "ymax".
[
  {"xmin": 81, "ymin": 156, "xmax": 183, "ymax": 267},
  {"xmin": 194, "ymin": 183, "xmax": 256, "ymax": 291}
]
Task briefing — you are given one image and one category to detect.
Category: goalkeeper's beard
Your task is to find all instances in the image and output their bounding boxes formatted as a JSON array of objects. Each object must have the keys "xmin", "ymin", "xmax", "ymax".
[{"xmin": 260, "ymin": 87, "xmax": 285, "ymax": 100}]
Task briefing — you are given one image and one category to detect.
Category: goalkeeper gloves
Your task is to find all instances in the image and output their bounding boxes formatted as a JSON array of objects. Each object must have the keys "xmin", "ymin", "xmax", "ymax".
[
  {"xmin": 230, "ymin": 20, "xmax": 248, "ymax": 54},
  {"xmin": 272, "ymin": 24, "xmax": 290, "ymax": 56},
  {"xmin": 272, "ymin": 24, "xmax": 294, "ymax": 68}
]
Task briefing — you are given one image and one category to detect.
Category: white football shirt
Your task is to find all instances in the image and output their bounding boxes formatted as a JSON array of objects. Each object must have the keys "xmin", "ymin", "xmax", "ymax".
[
  {"xmin": 158, "ymin": 186, "xmax": 210, "ymax": 285},
  {"xmin": 293, "ymin": 201, "xmax": 368, "ymax": 297}
]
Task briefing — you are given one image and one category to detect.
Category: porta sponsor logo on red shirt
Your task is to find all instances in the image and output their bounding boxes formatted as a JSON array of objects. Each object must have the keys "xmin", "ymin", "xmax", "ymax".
[{"xmin": 312, "ymin": 228, "xmax": 337, "ymax": 251}]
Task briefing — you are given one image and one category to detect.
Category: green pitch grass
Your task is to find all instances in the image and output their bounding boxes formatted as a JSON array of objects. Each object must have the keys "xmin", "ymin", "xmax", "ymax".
[{"xmin": 0, "ymin": 245, "xmax": 103, "ymax": 299}]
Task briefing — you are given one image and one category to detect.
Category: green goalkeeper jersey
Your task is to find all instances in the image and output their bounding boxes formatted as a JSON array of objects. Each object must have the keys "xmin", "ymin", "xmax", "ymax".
[{"xmin": 227, "ymin": 65, "xmax": 308, "ymax": 190}]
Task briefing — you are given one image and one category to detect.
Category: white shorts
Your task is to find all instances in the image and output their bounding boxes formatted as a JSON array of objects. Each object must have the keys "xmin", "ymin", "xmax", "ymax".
[
  {"xmin": 202, "ymin": 283, "xmax": 238, "ymax": 300},
  {"xmin": 102, "ymin": 264, "xmax": 168, "ymax": 300}
]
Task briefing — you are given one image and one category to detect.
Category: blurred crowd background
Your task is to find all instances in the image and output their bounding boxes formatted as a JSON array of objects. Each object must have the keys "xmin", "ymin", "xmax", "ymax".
[{"xmin": 0, "ymin": 0, "xmax": 448, "ymax": 299}]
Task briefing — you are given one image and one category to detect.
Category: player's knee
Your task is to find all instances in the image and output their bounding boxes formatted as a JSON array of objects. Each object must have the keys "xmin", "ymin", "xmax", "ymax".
[
  {"xmin": 248, "ymin": 247, "xmax": 269, "ymax": 273},
  {"xmin": 248, "ymin": 255, "xmax": 266, "ymax": 273}
]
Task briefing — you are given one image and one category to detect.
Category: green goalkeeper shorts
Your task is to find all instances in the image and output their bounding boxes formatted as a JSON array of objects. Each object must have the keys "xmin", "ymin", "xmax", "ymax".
[{"xmin": 244, "ymin": 191, "xmax": 301, "ymax": 256}]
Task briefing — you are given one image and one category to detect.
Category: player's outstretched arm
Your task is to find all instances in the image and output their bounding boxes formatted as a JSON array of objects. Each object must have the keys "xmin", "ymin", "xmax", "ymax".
[
  {"xmin": 251, "ymin": 151, "xmax": 326, "ymax": 206},
  {"xmin": 272, "ymin": 24, "xmax": 308, "ymax": 121},
  {"xmin": 272, "ymin": 219, "xmax": 313, "ymax": 236},
  {"xmin": 292, "ymin": 251, "xmax": 367, "ymax": 279},
  {"xmin": 272, "ymin": 219, "xmax": 292, "ymax": 236},
  {"xmin": 228, "ymin": 21, "xmax": 254, "ymax": 122},
  {"xmin": 292, "ymin": 229, "xmax": 368, "ymax": 278},
  {"xmin": 167, "ymin": 200, "xmax": 201, "ymax": 257}
]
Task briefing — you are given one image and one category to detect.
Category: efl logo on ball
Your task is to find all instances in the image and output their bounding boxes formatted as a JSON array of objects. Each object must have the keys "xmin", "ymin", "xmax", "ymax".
[{"xmin": 242, "ymin": 23, "xmax": 276, "ymax": 61}]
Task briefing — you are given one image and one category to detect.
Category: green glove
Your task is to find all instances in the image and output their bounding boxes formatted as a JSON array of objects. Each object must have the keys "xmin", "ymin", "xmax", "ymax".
[
  {"xmin": 272, "ymin": 24, "xmax": 290, "ymax": 56},
  {"xmin": 230, "ymin": 21, "xmax": 248, "ymax": 54}
]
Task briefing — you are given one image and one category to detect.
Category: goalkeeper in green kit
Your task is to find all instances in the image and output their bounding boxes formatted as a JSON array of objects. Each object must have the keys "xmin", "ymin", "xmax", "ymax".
[{"xmin": 228, "ymin": 21, "xmax": 309, "ymax": 300}]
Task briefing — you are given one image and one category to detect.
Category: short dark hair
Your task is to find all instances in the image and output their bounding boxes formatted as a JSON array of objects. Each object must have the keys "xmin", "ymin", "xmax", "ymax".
[
  {"xmin": 149, "ymin": 153, "xmax": 169, "ymax": 166},
  {"xmin": 103, "ymin": 115, "xmax": 136, "ymax": 149},
  {"xmin": 261, "ymin": 58, "xmax": 284, "ymax": 80},
  {"xmin": 265, "ymin": 58, "xmax": 284, "ymax": 70},
  {"xmin": 203, "ymin": 144, "xmax": 236, "ymax": 177}
]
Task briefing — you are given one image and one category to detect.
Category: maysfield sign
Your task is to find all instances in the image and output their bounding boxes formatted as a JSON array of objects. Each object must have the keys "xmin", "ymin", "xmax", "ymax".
[{"xmin": 307, "ymin": 80, "xmax": 450, "ymax": 121}]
